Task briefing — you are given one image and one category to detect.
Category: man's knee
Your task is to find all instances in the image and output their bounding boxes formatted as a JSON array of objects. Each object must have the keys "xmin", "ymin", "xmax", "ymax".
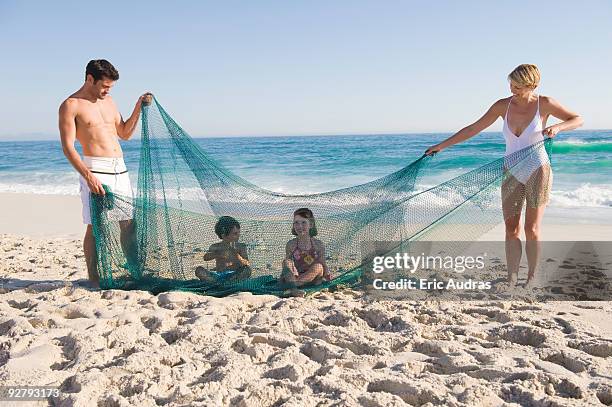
[
  {"xmin": 119, "ymin": 219, "xmax": 134, "ymax": 232},
  {"xmin": 84, "ymin": 225, "xmax": 94, "ymax": 244}
]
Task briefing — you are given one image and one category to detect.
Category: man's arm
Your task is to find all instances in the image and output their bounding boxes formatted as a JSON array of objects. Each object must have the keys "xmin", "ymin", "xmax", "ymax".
[
  {"xmin": 58, "ymin": 99, "xmax": 105, "ymax": 195},
  {"xmin": 115, "ymin": 93, "xmax": 152, "ymax": 140}
]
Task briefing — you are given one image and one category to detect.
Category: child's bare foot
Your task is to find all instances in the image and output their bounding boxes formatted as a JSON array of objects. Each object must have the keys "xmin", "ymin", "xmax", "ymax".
[
  {"xmin": 283, "ymin": 288, "xmax": 306, "ymax": 297},
  {"xmin": 234, "ymin": 267, "xmax": 252, "ymax": 280},
  {"xmin": 312, "ymin": 276, "xmax": 324, "ymax": 286},
  {"xmin": 278, "ymin": 274, "xmax": 297, "ymax": 289},
  {"xmin": 195, "ymin": 267, "xmax": 216, "ymax": 283}
]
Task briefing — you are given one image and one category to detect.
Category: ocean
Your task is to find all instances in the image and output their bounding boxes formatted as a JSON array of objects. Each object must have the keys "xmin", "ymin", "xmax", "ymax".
[{"xmin": 1, "ymin": 130, "xmax": 611, "ymax": 223}]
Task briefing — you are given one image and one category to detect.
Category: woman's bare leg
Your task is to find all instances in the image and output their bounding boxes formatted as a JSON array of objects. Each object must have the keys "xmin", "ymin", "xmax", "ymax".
[
  {"xmin": 504, "ymin": 214, "xmax": 522, "ymax": 285},
  {"xmin": 524, "ymin": 205, "xmax": 546, "ymax": 285},
  {"xmin": 502, "ymin": 175, "xmax": 524, "ymax": 285}
]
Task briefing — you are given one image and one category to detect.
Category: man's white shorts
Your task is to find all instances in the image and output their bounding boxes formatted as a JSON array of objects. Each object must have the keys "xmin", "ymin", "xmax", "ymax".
[{"xmin": 79, "ymin": 156, "xmax": 134, "ymax": 225}]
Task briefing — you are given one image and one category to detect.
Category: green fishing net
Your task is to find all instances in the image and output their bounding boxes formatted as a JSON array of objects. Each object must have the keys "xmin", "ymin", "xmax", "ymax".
[{"xmin": 90, "ymin": 97, "xmax": 553, "ymax": 296}]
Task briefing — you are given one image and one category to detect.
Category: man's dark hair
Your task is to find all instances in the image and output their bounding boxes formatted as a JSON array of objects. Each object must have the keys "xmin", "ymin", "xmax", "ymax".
[
  {"xmin": 215, "ymin": 216, "xmax": 241, "ymax": 239},
  {"xmin": 85, "ymin": 59, "xmax": 119, "ymax": 82}
]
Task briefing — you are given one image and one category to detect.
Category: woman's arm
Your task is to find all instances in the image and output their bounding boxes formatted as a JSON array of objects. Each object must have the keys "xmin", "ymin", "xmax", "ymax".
[
  {"xmin": 425, "ymin": 100, "xmax": 504, "ymax": 155},
  {"xmin": 542, "ymin": 97, "xmax": 583, "ymax": 137}
]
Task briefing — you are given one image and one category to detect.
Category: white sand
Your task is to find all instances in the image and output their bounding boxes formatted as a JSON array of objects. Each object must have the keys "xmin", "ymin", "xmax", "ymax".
[
  {"xmin": 2, "ymin": 193, "xmax": 612, "ymax": 241},
  {"xmin": 0, "ymin": 194, "xmax": 85, "ymax": 239},
  {"xmin": 1, "ymin": 193, "xmax": 612, "ymax": 406}
]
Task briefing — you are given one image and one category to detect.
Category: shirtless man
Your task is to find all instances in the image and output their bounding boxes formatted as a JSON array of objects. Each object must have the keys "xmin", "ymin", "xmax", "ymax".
[{"xmin": 58, "ymin": 59, "xmax": 151, "ymax": 287}]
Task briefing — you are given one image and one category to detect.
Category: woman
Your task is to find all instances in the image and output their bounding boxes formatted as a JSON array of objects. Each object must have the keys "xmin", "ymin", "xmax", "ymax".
[{"xmin": 425, "ymin": 64, "xmax": 583, "ymax": 287}]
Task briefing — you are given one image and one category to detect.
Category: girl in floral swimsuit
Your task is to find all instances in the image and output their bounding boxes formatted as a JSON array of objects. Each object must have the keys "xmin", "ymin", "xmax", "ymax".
[{"xmin": 280, "ymin": 208, "xmax": 330, "ymax": 287}]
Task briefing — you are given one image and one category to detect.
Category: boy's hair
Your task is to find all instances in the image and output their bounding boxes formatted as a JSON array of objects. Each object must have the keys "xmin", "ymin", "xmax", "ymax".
[
  {"xmin": 291, "ymin": 207, "xmax": 318, "ymax": 236},
  {"xmin": 86, "ymin": 59, "xmax": 119, "ymax": 82},
  {"xmin": 215, "ymin": 216, "xmax": 240, "ymax": 239}
]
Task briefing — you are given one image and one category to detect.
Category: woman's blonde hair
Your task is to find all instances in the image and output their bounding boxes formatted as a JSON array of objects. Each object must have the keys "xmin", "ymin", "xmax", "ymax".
[{"xmin": 508, "ymin": 64, "xmax": 540, "ymax": 89}]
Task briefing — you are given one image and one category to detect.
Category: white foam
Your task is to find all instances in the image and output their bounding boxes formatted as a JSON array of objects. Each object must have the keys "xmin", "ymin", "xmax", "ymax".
[
  {"xmin": 1, "ymin": 173, "xmax": 611, "ymax": 211},
  {"xmin": 558, "ymin": 137, "xmax": 589, "ymax": 145},
  {"xmin": 555, "ymin": 138, "xmax": 612, "ymax": 148},
  {"xmin": 550, "ymin": 183, "xmax": 612, "ymax": 208},
  {"xmin": 0, "ymin": 183, "xmax": 79, "ymax": 195}
]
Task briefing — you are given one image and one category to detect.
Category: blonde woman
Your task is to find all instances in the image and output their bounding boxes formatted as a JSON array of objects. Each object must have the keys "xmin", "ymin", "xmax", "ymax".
[{"xmin": 425, "ymin": 64, "xmax": 583, "ymax": 287}]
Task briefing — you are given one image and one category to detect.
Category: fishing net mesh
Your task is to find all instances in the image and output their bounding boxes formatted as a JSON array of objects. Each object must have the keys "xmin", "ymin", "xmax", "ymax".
[{"xmin": 91, "ymin": 98, "xmax": 553, "ymax": 296}]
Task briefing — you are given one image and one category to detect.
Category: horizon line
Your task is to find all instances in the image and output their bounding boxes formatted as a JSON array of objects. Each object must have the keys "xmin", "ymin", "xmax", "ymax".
[{"xmin": 0, "ymin": 128, "xmax": 608, "ymax": 142}]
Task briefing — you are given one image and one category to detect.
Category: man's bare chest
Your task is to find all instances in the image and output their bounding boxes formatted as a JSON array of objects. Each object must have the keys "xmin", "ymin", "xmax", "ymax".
[{"xmin": 76, "ymin": 103, "xmax": 115, "ymax": 129}]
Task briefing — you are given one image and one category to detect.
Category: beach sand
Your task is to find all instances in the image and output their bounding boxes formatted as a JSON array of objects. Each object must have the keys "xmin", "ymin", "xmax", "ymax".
[
  {"xmin": 1, "ymin": 193, "xmax": 612, "ymax": 406},
  {"xmin": 0, "ymin": 194, "xmax": 85, "ymax": 239}
]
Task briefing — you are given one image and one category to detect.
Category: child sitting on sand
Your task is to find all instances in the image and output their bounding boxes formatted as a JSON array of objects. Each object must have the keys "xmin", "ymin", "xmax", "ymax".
[
  {"xmin": 195, "ymin": 216, "xmax": 251, "ymax": 283},
  {"xmin": 280, "ymin": 208, "xmax": 330, "ymax": 287}
]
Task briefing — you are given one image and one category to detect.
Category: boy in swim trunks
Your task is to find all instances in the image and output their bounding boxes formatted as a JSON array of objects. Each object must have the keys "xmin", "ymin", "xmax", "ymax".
[{"xmin": 195, "ymin": 216, "xmax": 252, "ymax": 283}]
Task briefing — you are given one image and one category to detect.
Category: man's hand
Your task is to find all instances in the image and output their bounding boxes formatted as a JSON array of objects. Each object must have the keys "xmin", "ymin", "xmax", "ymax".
[
  {"xmin": 542, "ymin": 125, "xmax": 561, "ymax": 138},
  {"xmin": 116, "ymin": 92, "xmax": 154, "ymax": 140},
  {"xmin": 425, "ymin": 143, "xmax": 444, "ymax": 156},
  {"xmin": 139, "ymin": 92, "xmax": 153, "ymax": 106},
  {"xmin": 85, "ymin": 173, "xmax": 105, "ymax": 195}
]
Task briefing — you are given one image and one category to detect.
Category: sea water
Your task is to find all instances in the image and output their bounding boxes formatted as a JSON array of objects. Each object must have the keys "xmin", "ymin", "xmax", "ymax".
[{"xmin": 1, "ymin": 130, "xmax": 611, "ymax": 223}]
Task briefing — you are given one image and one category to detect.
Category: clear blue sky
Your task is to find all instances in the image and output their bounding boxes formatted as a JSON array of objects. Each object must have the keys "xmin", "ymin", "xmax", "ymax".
[{"xmin": 1, "ymin": 0, "xmax": 610, "ymax": 140}]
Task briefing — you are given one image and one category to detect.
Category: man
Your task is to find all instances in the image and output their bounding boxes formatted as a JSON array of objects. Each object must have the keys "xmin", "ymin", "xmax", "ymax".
[{"xmin": 59, "ymin": 59, "xmax": 151, "ymax": 287}]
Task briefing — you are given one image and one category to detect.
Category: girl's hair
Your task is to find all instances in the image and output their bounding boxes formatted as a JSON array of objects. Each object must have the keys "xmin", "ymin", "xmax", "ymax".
[
  {"xmin": 508, "ymin": 64, "xmax": 540, "ymax": 89},
  {"xmin": 291, "ymin": 207, "xmax": 318, "ymax": 236},
  {"xmin": 215, "ymin": 216, "xmax": 240, "ymax": 239}
]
